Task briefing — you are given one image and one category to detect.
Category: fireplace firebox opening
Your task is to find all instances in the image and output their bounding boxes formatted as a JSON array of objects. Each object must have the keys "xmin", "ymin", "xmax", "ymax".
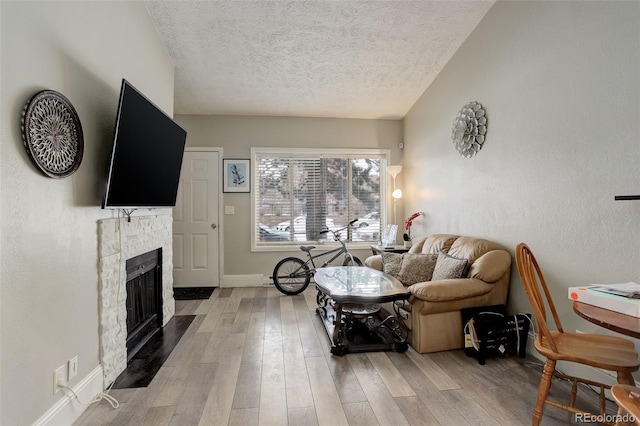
[{"xmin": 125, "ymin": 248, "xmax": 162, "ymax": 360}]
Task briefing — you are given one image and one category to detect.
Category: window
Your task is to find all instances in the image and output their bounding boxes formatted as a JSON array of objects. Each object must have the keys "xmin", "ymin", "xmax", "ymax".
[{"xmin": 252, "ymin": 148, "xmax": 390, "ymax": 249}]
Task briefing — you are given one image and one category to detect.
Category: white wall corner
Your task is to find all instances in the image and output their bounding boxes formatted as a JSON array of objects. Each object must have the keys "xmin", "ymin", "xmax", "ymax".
[{"xmin": 33, "ymin": 365, "xmax": 104, "ymax": 426}]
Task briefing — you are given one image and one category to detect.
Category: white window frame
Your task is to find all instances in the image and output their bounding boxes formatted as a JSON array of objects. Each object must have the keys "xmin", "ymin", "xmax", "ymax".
[{"xmin": 251, "ymin": 147, "xmax": 391, "ymax": 252}]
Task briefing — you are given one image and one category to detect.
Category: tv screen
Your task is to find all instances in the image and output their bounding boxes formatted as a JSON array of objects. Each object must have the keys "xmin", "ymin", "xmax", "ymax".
[{"xmin": 102, "ymin": 80, "xmax": 186, "ymax": 208}]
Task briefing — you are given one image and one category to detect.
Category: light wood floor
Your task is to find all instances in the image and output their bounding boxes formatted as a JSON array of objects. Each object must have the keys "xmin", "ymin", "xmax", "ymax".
[{"xmin": 74, "ymin": 286, "xmax": 615, "ymax": 426}]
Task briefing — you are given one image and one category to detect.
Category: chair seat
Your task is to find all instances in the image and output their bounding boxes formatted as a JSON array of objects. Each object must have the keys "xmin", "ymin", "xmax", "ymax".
[
  {"xmin": 536, "ymin": 331, "xmax": 639, "ymax": 371},
  {"xmin": 611, "ymin": 384, "xmax": 640, "ymax": 425}
]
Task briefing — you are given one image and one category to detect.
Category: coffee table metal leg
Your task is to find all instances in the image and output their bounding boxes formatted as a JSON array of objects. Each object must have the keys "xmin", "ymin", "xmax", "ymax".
[
  {"xmin": 316, "ymin": 290, "xmax": 347, "ymax": 355},
  {"xmin": 316, "ymin": 290, "xmax": 328, "ymax": 317},
  {"xmin": 378, "ymin": 314, "xmax": 408, "ymax": 352},
  {"xmin": 379, "ymin": 314, "xmax": 408, "ymax": 343},
  {"xmin": 331, "ymin": 303, "xmax": 347, "ymax": 355}
]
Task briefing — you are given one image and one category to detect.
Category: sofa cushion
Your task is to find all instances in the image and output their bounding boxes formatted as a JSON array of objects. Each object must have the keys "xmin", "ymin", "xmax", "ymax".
[
  {"xmin": 409, "ymin": 234, "xmax": 458, "ymax": 255},
  {"xmin": 431, "ymin": 251, "xmax": 469, "ymax": 280},
  {"xmin": 398, "ymin": 254, "xmax": 438, "ymax": 285},
  {"xmin": 364, "ymin": 254, "xmax": 383, "ymax": 270},
  {"xmin": 448, "ymin": 236, "xmax": 505, "ymax": 265},
  {"xmin": 381, "ymin": 252, "xmax": 438, "ymax": 286},
  {"xmin": 408, "ymin": 278, "xmax": 494, "ymax": 302},
  {"xmin": 381, "ymin": 252, "xmax": 403, "ymax": 276},
  {"xmin": 469, "ymin": 250, "xmax": 512, "ymax": 283}
]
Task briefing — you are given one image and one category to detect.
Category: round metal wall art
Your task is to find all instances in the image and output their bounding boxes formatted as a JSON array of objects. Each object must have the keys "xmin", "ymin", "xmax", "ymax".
[
  {"xmin": 21, "ymin": 90, "xmax": 84, "ymax": 178},
  {"xmin": 451, "ymin": 101, "xmax": 487, "ymax": 158}
]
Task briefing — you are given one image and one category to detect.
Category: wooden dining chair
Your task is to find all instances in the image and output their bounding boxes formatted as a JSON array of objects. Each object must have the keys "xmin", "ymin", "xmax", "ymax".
[
  {"xmin": 611, "ymin": 384, "xmax": 640, "ymax": 425},
  {"xmin": 515, "ymin": 243, "xmax": 639, "ymax": 426}
]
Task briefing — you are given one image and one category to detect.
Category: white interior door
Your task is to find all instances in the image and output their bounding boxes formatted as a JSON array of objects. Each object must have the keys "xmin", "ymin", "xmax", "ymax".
[{"xmin": 173, "ymin": 149, "xmax": 220, "ymax": 287}]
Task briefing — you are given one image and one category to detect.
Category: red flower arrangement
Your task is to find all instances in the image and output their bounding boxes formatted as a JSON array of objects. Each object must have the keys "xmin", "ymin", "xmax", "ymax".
[{"xmin": 403, "ymin": 212, "xmax": 424, "ymax": 241}]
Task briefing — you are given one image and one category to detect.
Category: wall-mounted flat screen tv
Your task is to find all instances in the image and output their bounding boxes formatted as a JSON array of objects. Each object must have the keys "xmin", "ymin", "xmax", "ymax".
[{"xmin": 102, "ymin": 79, "xmax": 186, "ymax": 209}]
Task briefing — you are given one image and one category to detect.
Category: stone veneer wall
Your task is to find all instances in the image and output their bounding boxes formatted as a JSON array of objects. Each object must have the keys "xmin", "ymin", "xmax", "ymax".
[{"xmin": 98, "ymin": 214, "xmax": 175, "ymax": 384}]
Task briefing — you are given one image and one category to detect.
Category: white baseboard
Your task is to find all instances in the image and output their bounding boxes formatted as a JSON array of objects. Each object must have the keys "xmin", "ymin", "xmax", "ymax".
[
  {"xmin": 222, "ymin": 274, "xmax": 264, "ymax": 287},
  {"xmin": 33, "ymin": 365, "xmax": 104, "ymax": 426}
]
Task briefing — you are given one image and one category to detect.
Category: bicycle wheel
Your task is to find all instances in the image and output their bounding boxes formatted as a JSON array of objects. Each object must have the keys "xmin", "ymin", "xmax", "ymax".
[
  {"xmin": 272, "ymin": 257, "xmax": 311, "ymax": 295},
  {"xmin": 343, "ymin": 255, "xmax": 363, "ymax": 266}
]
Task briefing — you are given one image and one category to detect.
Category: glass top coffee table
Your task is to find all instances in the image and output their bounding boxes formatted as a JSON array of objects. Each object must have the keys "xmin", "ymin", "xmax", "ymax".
[{"xmin": 314, "ymin": 266, "xmax": 411, "ymax": 355}]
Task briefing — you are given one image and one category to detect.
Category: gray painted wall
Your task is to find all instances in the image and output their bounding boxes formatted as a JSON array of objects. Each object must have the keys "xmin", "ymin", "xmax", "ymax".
[
  {"xmin": 174, "ymin": 114, "xmax": 404, "ymax": 278},
  {"xmin": 403, "ymin": 0, "xmax": 640, "ymax": 370},
  {"xmin": 0, "ymin": 2, "xmax": 174, "ymax": 424}
]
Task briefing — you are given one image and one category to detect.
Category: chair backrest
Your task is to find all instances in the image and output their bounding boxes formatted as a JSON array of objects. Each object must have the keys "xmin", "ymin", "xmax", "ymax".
[{"xmin": 515, "ymin": 243, "xmax": 564, "ymax": 352}]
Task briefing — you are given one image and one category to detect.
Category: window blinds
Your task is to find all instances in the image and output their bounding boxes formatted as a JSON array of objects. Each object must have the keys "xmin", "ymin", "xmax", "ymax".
[{"xmin": 254, "ymin": 150, "xmax": 384, "ymax": 244}]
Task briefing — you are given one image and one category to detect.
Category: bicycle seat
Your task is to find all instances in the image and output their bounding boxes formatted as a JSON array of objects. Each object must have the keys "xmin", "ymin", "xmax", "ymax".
[{"xmin": 299, "ymin": 246, "xmax": 316, "ymax": 253}]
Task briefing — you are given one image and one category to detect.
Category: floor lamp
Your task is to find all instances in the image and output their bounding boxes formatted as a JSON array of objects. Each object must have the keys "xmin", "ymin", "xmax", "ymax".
[{"xmin": 387, "ymin": 165, "xmax": 403, "ymax": 238}]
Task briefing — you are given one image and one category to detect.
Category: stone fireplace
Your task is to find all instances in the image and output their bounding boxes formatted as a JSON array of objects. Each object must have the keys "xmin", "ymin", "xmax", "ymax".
[{"xmin": 98, "ymin": 214, "xmax": 175, "ymax": 384}]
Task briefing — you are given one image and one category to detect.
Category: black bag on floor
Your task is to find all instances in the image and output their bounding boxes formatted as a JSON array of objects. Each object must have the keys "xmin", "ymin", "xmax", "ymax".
[{"xmin": 461, "ymin": 304, "xmax": 532, "ymax": 365}]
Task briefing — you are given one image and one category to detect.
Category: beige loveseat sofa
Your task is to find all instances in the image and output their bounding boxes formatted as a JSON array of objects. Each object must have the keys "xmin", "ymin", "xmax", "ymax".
[{"xmin": 365, "ymin": 234, "xmax": 512, "ymax": 353}]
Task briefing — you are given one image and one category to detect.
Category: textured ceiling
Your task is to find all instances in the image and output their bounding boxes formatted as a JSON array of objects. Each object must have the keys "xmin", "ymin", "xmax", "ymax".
[{"xmin": 145, "ymin": 1, "xmax": 495, "ymax": 119}]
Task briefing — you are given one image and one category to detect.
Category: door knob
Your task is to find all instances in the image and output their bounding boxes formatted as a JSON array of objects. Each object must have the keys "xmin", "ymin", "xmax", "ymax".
[{"xmin": 211, "ymin": 223, "xmax": 217, "ymax": 229}]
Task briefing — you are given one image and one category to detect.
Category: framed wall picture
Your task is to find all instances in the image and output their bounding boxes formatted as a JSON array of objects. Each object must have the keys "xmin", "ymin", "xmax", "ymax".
[{"xmin": 223, "ymin": 159, "xmax": 250, "ymax": 193}]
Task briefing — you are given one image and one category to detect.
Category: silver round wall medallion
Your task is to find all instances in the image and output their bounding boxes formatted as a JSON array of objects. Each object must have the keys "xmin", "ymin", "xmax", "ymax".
[
  {"xmin": 21, "ymin": 90, "xmax": 84, "ymax": 178},
  {"xmin": 451, "ymin": 101, "xmax": 487, "ymax": 158}
]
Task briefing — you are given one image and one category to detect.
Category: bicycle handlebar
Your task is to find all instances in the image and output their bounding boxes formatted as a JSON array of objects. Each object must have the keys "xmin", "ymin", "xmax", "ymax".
[{"xmin": 317, "ymin": 219, "xmax": 359, "ymax": 238}]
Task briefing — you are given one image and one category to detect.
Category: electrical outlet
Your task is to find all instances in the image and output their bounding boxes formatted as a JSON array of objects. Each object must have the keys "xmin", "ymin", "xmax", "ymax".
[
  {"xmin": 68, "ymin": 356, "xmax": 78, "ymax": 381},
  {"xmin": 53, "ymin": 365, "xmax": 66, "ymax": 394}
]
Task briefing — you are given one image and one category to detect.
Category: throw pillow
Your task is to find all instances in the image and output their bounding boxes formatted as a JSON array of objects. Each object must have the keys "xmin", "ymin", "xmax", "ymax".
[
  {"xmin": 381, "ymin": 252, "xmax": 403, "ymax": 277},
  {"xmin": 431, "ymin": 251, "xmax": 469, "ymax": 280},
  {"xmin": 381, "ymin": 252, "xmax": 438, "ymax": 286},
  {"xmin": 398, "ymin": 253, "xmax": 438, "ymax": 285}
]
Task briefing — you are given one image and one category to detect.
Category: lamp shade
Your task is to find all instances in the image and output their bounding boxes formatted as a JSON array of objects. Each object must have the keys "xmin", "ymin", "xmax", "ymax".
[
  {"xmin": 392, "ymin": 189, "xmax": 403, "ymax": 199},
  {"xmin": 387, "ymin": 165, "xmax": 403, "ymax": 179}
]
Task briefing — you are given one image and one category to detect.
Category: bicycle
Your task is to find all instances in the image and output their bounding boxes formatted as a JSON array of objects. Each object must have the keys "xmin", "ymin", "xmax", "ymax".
[{"xmin": 272, "ymin": 219, "xmax": 363, "ymax": 295}]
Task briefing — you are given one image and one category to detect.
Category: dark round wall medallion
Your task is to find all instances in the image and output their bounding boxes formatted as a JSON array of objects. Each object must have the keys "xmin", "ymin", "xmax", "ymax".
[{"xmin": 21, "ymin": 90, "xmax": 84, "ymax": 178}]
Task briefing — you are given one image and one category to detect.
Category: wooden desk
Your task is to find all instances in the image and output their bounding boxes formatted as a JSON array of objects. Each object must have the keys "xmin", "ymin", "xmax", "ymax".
[{"xmin": 573, "ymin": 301, "xmax": 640, "ymax": 339}]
